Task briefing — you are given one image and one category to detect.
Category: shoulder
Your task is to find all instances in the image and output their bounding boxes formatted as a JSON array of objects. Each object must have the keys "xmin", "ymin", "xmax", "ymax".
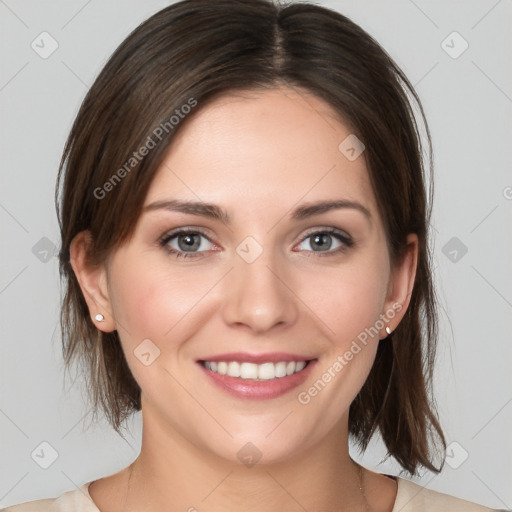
[
  {"xmin": 394, "ymin": 476, "xmax": 508, "ymax": 512},
  {"xmin": 1, "ymin": 483, "xmax": 98, "ymax": 512}
]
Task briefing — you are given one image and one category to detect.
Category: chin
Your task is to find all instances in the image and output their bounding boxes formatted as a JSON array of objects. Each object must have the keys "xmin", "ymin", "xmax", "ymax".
[{"xmin": 199, "ymin": 423, "xmax": 316, "ymax": 468}]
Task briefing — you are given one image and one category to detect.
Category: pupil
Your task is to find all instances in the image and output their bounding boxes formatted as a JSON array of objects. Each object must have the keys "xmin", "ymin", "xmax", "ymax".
[
  {"xmin": 313, "ymin": 234, "xmax": 331, "ymax": 250},
  {"xmin": 179, "ymin": 234, "xmax": 200, "ymax": 251}
]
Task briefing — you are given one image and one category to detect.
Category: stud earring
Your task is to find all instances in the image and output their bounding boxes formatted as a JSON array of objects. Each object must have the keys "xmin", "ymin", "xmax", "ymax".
[
  {"xmin": 95, "ymin": 313, "xmax": 104, "ymax": 322},
  {"xmin": 385, "ymin": 326, "xmax": 391, "ymax": 335}
]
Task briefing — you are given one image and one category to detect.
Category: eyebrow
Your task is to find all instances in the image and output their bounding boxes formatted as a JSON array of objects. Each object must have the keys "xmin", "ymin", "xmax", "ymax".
[{"xmin": 143, "ymin": 199, "xmax": 372, "ymax": 225}]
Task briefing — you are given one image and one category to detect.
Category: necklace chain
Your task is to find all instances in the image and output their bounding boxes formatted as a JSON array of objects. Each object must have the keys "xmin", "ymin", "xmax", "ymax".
[{"xmin": 357, "ymin": 461, "xmax": 369, "ymax": 512}]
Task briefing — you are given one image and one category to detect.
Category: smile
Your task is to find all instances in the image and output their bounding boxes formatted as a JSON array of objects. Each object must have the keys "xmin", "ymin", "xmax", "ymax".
[{"xmin": 197, "ymin": 353, "xmax": 317, "ymax": 400}]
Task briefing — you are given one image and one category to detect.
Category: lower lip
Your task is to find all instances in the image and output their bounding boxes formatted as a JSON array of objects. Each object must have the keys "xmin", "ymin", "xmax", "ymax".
[{"xmin": 197, "ymin": 361, "xmax": 316, "ymax": 400}]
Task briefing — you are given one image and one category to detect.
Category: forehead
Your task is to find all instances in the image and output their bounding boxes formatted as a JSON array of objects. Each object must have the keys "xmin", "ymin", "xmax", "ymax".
[{"xmin": 145, "ymin": 87, "xmax": 379, "ymax": 226}]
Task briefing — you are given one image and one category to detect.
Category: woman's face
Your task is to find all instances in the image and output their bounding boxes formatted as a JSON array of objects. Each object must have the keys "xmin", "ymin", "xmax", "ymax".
[{"xmin": 75, "ymin": 86, "xmax": 416, "ymax": 464}]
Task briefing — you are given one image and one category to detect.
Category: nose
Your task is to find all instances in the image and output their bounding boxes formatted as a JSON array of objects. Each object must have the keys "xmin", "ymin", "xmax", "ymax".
[{"xmin": 221, "ymin": 245, "xmax": 299, "ymax": 334}]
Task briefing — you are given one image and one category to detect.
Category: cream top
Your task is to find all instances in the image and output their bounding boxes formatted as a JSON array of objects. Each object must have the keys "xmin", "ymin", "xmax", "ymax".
[{"xmin": 2, "ymin": 476, "xmax": 506, "ymax": 511}]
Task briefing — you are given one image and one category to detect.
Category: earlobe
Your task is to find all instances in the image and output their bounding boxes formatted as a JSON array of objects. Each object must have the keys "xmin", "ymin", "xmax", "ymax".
[
  {"xmin": 381, "ymin": 233, "xmax": 419, "ymax": 339},
  {"xmin": 69, "ymin": 231, "xmax": 116, "ymax": 332}
]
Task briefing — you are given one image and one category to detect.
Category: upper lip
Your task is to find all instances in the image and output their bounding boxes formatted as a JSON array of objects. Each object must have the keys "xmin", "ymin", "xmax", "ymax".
[{"xmin": 197, "ymin": 352, "xmax": 315, "ymax": 364}]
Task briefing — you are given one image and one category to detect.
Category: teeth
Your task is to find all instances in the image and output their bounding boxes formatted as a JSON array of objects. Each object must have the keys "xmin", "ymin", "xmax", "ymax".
[
  {"xmin": 203, "ymin": 360, "xmax": 309, "ymax": 380},
  {"xmin": 227, "ymin": 361, "xmax": 240, "ymax": 377},
  {"xmin": 275, "ymin": 361, "xmax": 287, "ymax": 378},
  {"xmin": 240, "ymin": 362, "xmax": 258, "ymax": 379},
  {"xmin": 258, "ymin": 363, "xmax": 275, "ymax": 380}
]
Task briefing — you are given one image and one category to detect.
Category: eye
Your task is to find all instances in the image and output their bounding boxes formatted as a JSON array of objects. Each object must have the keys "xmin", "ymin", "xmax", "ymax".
[
  {"xmin": 295, "ymin": 228, "xmax": 354, "ymax": 256},
  {"xmin": 159, "ymin": 229, "xmax": 215, "ymax": 259}
]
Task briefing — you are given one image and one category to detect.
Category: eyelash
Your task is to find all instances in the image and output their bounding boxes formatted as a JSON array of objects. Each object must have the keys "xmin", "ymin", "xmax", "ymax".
[{"xmin": 158, "ymin": 228, "xmax": 354, "ymax": 259}]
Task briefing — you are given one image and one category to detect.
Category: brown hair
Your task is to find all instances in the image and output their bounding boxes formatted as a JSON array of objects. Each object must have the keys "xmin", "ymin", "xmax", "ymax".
[{"xmin": 56, "ymin": 0, "xmax": 445, "ymax": 476}]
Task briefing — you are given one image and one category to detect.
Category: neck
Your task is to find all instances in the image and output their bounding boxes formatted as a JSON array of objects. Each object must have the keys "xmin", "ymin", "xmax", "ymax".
[{"xmin": 120, "ymin": 400, "xmax": 365, "ymax": 512}]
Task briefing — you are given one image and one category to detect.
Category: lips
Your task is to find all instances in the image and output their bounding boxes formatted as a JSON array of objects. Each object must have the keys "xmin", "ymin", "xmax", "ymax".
[{"xmin": 197, "ymin": 352, "xmax": 316, "ymax": 400}]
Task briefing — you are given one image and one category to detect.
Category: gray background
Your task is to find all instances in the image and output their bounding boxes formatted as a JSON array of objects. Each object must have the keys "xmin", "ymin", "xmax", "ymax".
[{"xmin": 1, "ymin": 0, "xmax": 511, "ymax": 509}]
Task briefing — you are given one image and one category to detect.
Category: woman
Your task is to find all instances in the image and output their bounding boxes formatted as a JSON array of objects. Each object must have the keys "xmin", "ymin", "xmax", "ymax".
[{"xmin": 3, "ymin": 0, "xmax": 506, "ymax": 510}]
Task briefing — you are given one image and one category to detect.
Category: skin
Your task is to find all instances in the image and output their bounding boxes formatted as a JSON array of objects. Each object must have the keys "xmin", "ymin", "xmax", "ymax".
[{"xmin": 71, "ymin": 86, "xmax": 418, "ymax": 512}]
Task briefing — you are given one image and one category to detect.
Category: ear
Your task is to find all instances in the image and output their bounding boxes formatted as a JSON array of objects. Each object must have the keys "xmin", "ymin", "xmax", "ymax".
[
  {"xmin": 380, "ymin": 233, "xmax": 418, "ymax": 339},
  {"xmin": 69, "ymin": 231, "xmax": 116, "ymax": 332}
]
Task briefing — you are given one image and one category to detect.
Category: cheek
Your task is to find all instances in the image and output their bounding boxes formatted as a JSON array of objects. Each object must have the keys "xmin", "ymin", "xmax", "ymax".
[
  {"xmin": 292, "ymin": 255, "xmax": 388, "ymax": 410},
  {"xmin": 297, "ymin": 274, "xmax": 383, "ymax": 432},
  {"xmin": 106, "ymin": 256, "xmax": 211, "ymax": 393},
  {"xmin": 108, "ymin": 252, "xmax": 204, "ymax": 338},
  {"xmin": 299, "ymin": 255, "xmax": 389, "ymax": 348}
]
